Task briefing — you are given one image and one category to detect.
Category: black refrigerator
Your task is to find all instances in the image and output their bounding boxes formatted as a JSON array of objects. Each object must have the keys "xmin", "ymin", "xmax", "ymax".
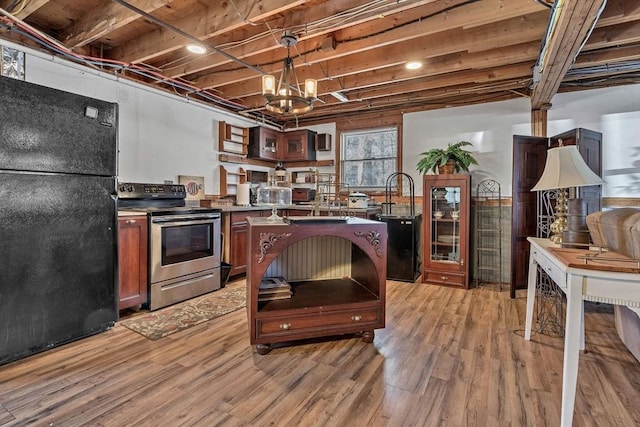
[{"xmin": 0, "ymin": 76, "xmax": 118, "ymax": 365}]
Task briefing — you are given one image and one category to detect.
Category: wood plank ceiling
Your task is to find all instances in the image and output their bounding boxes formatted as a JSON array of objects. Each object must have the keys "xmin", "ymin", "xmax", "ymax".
[{"xmin": 1, "ymin": 0, "xmax": 639, "ymax": 129}]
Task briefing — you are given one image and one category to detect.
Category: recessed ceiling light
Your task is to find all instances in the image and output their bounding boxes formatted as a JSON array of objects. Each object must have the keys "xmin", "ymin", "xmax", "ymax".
[
  {"xmin": 406, "ymin": 61, "xmax": 422, "ymax": 70},
  {"xmin": 187, "ymin": 44, "xmax": 206, "ymax": 54}
]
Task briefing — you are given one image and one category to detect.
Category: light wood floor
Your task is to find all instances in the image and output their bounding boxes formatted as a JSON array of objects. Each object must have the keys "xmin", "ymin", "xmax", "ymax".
[{"xmin": 1, "ymin": 279, "xmax": 639, "ymax": 426}]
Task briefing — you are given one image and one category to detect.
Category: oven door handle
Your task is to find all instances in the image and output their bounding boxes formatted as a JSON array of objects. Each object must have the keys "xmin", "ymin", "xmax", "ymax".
[{"xmin": 151, "ymin": 215, "xmax": 220, "ymax": 224}]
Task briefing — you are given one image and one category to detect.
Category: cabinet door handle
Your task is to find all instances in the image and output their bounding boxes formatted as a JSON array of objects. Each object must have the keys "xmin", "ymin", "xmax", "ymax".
[
  {"xmin": 351, "ymin": 315, "xmax": 362, "ymax": 322},
  {"xmin": 126, "ymin": 219, "xmax": 136, "ymax": 225},
  {"xmin": 279, "ymin": 323, "xmax": 291, "ymax": 330},
  {"xmin": 460, "ymin": 259, "xmax": 465, "ymax": 266},
  {"xmin": 441, "ymin": 276, "xmax": 448, "ymax": 281}
]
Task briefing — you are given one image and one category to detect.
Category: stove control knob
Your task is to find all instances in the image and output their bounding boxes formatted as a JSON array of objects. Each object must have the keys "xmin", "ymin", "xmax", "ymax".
[{"xmin": 126, "ymin": 184, "xmax": 135, "ymax": 192}]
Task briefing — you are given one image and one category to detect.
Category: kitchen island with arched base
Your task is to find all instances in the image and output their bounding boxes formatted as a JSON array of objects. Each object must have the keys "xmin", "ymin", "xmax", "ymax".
[{"xmin": 246, "ymin": 216, "xmax": 387, "ymax": 354}]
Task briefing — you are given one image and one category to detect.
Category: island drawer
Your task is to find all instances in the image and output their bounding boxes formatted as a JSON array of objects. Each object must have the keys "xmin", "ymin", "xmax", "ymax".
[{"xmin": 255, "ymin": 308, "xmax": 382, "ymax": 339}]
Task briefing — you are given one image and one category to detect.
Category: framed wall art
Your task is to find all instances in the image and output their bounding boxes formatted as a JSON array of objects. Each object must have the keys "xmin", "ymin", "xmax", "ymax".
[{"xmin": 1, "ymin": 46, "xmax": 25, "ymax": 80}]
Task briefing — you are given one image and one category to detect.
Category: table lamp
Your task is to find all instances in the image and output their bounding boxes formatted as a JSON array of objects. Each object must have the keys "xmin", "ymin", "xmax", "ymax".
[{"xmin": 531, "ymin": 143, "xmax": 605, "ymax": 244}]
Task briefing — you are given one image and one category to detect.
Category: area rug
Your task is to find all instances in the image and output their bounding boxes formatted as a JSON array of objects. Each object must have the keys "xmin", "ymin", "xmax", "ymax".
[{"xmin": 119, "ymin": 286, "xmax": 246, "ymax": 340}]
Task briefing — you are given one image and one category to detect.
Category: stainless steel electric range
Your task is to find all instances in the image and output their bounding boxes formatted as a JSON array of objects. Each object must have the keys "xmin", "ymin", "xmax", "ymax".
[{"xmin": 118, "ymin": 182, "xmax": 221, "ymax": 310}]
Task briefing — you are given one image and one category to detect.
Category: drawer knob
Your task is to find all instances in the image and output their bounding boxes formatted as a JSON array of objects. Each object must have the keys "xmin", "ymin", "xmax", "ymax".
[
  {"xmin": 441, "ymin": 275, "xmax": 448, "ymax": 281},
  {"xmin": 279, "ymin": 323, "xmax": 291, "ymax": 330},
  {"xmin": 126, "ymin": 219, "xmax": 136, "ymax": 225},
  {"xmin": 351, "ymin": 315, "xmax": 362, "ymax": 322}
]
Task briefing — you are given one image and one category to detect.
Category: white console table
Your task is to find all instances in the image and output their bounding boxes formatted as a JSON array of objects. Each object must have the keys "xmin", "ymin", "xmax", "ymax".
[{"xmin": 525, "ymin": 237, "xmax": 640, "ymax": 427}]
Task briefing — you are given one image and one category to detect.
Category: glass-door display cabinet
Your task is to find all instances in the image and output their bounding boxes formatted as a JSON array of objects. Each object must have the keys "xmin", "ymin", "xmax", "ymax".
[{"xmin": 422, "ymin": 174, "xmax": 471, "ymax": 289}]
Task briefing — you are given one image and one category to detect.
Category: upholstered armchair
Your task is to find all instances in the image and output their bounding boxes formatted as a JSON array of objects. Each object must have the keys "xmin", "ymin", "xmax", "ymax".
[{"xmin": 586, "ymin": 208, "xmax": 640, "ymax": 363}]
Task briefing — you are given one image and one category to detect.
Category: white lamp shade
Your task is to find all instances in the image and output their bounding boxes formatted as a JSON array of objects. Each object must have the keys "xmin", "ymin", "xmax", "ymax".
[{"xmin": 531, "ymin": 145, "xmax": 605, "ymax": 191}]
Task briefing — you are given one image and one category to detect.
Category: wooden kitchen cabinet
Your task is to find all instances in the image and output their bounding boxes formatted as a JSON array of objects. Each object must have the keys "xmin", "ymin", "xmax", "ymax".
[
  {"xmin": 422, "ymin": 174, "xmax": 471, "ymax": 289},
  {"xmin": 281, "ymin": 129, "xmax": 316, "ymax": 161},
  {"xmin": 248, "ymin": 127, "xmax": 317, "ymax": 162},
  {"xmin": 222, "ymin": 210, "xmax": 270, "ymax": 277},
  {"xmin": 284, "ymin": 208, "xmax": 312, "ymax": 217},
  {"xmin": 249, "ymin": 126, "xmax": 281, "ymax": 161},
  {"xmin": 117, "ymin": 215, "xmax": 148, "ymax": 310},
  {"xmin": 246, "ymin": 217, "xmax": 387, "ymax": 354}
]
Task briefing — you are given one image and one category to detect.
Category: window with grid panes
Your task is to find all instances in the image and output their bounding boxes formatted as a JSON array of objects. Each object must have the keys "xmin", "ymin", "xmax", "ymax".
[{"xmin": 340, "ymin": 126, "xmax": 398, "ymax": 190}]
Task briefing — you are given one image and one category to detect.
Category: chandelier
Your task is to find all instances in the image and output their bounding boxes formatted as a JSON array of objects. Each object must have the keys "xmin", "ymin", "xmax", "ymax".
[{"xmin": 262, "ymin": 32, "xmax": 317, "ymax": 115}]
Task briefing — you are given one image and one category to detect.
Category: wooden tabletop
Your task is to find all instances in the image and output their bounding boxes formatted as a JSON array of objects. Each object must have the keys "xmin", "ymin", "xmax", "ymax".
[{"xmin": 548, "ymin": 247, "xmax": 640, "ymax": 274}]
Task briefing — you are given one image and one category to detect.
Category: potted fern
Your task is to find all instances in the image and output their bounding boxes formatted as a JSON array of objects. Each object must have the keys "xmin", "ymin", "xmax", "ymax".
[{"xmin": 416, "ymin": 141, "xmax": 478, "ymax": 174}]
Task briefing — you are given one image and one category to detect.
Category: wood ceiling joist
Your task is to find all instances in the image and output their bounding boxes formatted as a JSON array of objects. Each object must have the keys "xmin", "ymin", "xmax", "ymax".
[
  {"xmin": 579, "ymin": 20, "xmax": 640, "ymax": 51},
  {"xmin": 108, "ymin": 0, "xmax": 307, "ymax": 63},
  {"xmin": 573, "ymin": 44, "xmax": 640, "ymax": 68},
  {"xmin": 341, "ymin": 63, "xmax": 534, "ymax": 103},
  {"xmin": 158, "ymin": 0, "xmax": 455, "ymax": 79},
  {"xmin": 156, "ymin": 0, "xmax": 432, "ymax": 78},
  {"xmin": 286, "ymin": 81, "xmax": 526, "ymax": 125},
  {"xmin": 62, "ymin": 0, "xmax": 177, "ymax": 49},
  {"xmin": 193, "ymin": 10, "xmax": 550, "ymax": 90},
  {"xmin": 222, "ymin": 40, "xmax": 541, "ymax": 100},
  {"xmin": 593, "ymin": 0, "xmax": 640, "ymax": 27},
  {"xmin": 0, "ymin": 0, "xmax": 50, "ymax": 19},
  {"xmin": 240, "ymin": 61, "xmax": 533, "ymax": 111}
]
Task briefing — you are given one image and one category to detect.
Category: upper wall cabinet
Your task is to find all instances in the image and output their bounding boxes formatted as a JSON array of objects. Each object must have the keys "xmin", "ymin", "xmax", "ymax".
[
  {"xmin": 248, "ymin": 127, "xmax": 317, "ymax": 162},
  {"xmin": 249, "ymin": 126, "xmax": 281, "ymax": 161},
  {"xmin": 282, "ymin": 129, "xmax": 317, "ymax": 162}
]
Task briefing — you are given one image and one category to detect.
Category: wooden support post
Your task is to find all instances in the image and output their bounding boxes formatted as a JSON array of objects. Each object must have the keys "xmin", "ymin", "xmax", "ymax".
[{"xmin": 531, "ymin": 107, "xmax": 549, "ymax": 137}]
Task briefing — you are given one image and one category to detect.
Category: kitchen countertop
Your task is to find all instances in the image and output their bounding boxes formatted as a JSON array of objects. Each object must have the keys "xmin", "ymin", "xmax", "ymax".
[
  {"xmin": 215, "ymin": 204, "xmax": 381, "ymax": 213},
  {"xmin": 117, "ymin": 205, "xmax": 382, "ymax": 214},
  {"xmin": 117, "ymin": 210, "xmax": 147, "ymax": 217}
]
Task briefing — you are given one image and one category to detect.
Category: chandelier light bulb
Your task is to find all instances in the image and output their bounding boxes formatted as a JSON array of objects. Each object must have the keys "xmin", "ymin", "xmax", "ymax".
[
  {"xmin": 262, "ymin": 75, "xmax": 276, "ymax": 96},
  {"xmin": 304, "ymin": 79, "xmax": 317, "ymax": 98}
]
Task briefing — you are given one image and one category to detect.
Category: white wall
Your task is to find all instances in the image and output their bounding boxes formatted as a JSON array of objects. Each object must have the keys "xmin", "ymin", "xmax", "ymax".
[
  {"xmin": 404, "ymin": 84, "xmax": 640, "ymax": 197},
  {"xmin": 9, "ymin": 39, "xmax": 640, "ymax": 198},
  {"xmin": 547, "ymin": 87, "xmax": 640, "ymax": 198}
]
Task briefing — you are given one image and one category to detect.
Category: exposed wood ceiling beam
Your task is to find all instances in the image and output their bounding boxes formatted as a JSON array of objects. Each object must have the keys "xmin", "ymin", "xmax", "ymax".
[
  {"xmin": 194, "ymin": 10, "xmax": 549, "ymax": 91},
  {"xmin": 0, "ymin": 0, "xmax": 49, "ymax": 19},
  {"xmin": 223, "ymin": 41, "xmax": 541, "ymax": 101},
  {"xmin": 573, "ymin": 44, "xmax": 640, "ymax": 68},
  {"xmin": 158, "ymin": 0, "xmax": 457, "ymax": 79},
  {"xmin": 108, "ymin": 0, "xmax": 308, "ymax": 63},
  {"xmin": 241, "ymin": 61, "xmax": 534, "ymax": 111},
  {"xmin": 530, "ymin": 0, "xmax": 608, "ymax": 109},
  {"xmin": 62, "ymin": 0, "xmax": 177, "ymax": 49}
]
